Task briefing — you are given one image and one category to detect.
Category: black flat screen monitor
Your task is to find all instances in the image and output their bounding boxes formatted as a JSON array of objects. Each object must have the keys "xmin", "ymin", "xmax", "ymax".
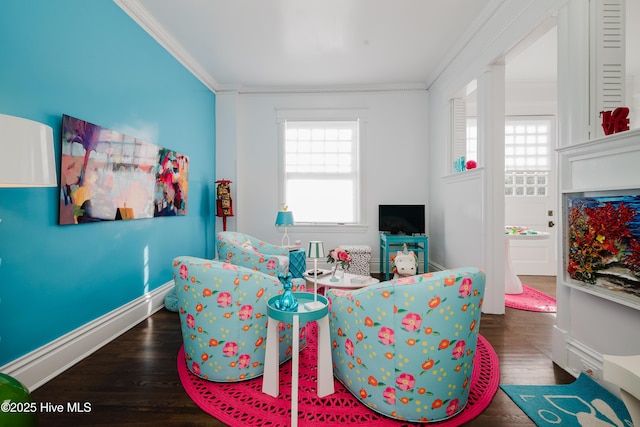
[{"xmin": 378, "ymin": 204, "xmax": 425, "ymax": 235}]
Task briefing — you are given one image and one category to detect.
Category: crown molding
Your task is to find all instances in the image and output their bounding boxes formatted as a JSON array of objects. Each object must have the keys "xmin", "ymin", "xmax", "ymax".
[
  {"xmin": 114, "ymin": 0, "xmax": 220, "ymax": 93},
  {"xmin": 231, "ymin": 82, "xmax": 428, "ymax": 95}
]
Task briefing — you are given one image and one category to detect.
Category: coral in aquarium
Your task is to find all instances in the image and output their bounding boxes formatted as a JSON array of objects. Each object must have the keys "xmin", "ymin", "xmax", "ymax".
[{"xmin": 567, "ymin": 199, "xmax": 638, "ymax": 284}]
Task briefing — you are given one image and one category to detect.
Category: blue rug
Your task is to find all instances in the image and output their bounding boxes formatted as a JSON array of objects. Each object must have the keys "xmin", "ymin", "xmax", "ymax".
[{"xmin": 501, "ymin": 373, "xmax": 632, "ymax": 427}]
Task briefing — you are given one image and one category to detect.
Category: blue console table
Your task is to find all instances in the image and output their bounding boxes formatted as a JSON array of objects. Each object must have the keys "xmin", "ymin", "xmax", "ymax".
[{"xmin": 379, "ymin": 233, "xmax": 429, "ymax": 280}]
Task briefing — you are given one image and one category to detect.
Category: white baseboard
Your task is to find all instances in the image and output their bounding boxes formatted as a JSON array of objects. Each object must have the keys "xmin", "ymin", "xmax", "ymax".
[
  {"xmin": 0, "ymin": 281, "xmax": 174, "ymax": 391},
  {"xmin": 428, "ymin": 261, "xmax": 445, "ymax": 271}
]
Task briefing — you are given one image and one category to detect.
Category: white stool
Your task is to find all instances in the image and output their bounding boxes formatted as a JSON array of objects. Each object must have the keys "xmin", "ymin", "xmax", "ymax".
[
  {"xmin": 262, "ymin": 292, "xmax": 334, "ymax": 427},
  {"xmin": 603, "ymin": 354, "xmax": 640, "ymax": 426}
]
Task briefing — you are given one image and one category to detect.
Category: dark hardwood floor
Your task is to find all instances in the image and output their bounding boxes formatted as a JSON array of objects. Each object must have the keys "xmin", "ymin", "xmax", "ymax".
[{"xmin": 32, "ymin": 275, "xmax": 575, "ymax": 426}]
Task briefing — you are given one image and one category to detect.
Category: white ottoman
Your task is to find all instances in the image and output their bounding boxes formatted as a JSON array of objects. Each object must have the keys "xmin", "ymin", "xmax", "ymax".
[{"xmin": 342, "ymin": 244, "xmax": 371, "ymax": 276}]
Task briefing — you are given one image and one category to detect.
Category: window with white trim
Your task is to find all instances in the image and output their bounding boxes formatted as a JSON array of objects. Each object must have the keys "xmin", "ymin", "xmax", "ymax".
[
  {"xmin": 283, "ymin": 120, "xmax": 360, "ymax": 224},
  {"xmin": 504, "ymin": 117, "xmax": 552, "ymax": 196},
  {"xmin": 451, "ymin": 79, "xmax": 477, "ymax": 173},
  {"xmin": 466, "ymin": 118, "xmax": 478, "ymax": 163}
]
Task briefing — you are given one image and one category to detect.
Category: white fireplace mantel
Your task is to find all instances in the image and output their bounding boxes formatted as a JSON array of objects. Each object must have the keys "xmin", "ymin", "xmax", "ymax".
[{"xmin": 553, "ymin": 127, "xmax": 640, "ymax": 382}]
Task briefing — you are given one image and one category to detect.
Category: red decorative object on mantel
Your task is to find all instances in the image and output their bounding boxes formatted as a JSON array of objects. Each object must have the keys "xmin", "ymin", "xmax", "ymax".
[
  {"xmin": 216, "ymin": 179, "xmax": 233, "ymax": 231},
  {"xmin": 600, "ymin": 107, "xmax": 630, "ymax": 135}
]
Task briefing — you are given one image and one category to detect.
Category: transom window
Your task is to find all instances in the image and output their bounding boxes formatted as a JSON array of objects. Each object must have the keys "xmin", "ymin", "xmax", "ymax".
[
  {"xmin": 504, "ymin": 118, "xmax": 552, "ymax": 197},
  {"xmin": 283, "ymin": 120, "xmax": 360, "ymax": 223}
]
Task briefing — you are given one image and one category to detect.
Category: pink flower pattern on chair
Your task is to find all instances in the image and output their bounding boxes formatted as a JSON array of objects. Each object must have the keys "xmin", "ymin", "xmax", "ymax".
[
  {"xmin": 378, "ymin": 327, "xmax": 395, "ymax": 345},
  {"xmin": 216, "ymin": 232, "xmax": 290, "ymax": 277},
  {"xmin": 459, "ymin": 277, "xmax": 473, "ymax": 297},
  {"xmin": 401, "ymin": 312, "xmax": 422, "ymax": 331},
  {"xmin": 344, "ymin": 339, "xmax": 355, "ymax": 356},
  {"xmin": 383, "ymin": 387, "xmax": 396, "ymax": 405},
  {"xmin": 217, "ymin": 292, "xmax": 232, "ymax": 307},
  {"xmin": 452, "ymin": 340, "xmax": 466, "ymax": 360},
  {"xmin": 223, "ymin": 342, "xmax": 239, "ymax": 357},
  {"xmin": 180, "ymin": 264, "xmax": 189, "ymax": 279},
  {"xmin": 173, "ymin": 256, "xmax": 305, "ymax": 383},
  {"xmin": 396, "ymin": 373, "xmax": 416, "ymax": 391},
  {"xmin": 238, "ymin": 305, "xmax": 253, "ymax": 320},
  {"xmin": 328, "ymin": 268, "xmax": 485, "ymax": 423}
]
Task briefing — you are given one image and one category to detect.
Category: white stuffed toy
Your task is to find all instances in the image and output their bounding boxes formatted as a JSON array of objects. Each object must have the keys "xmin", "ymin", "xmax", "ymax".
[{"xmin": 392, "ymin": 250, "xmax": 417, "ymax": 278}]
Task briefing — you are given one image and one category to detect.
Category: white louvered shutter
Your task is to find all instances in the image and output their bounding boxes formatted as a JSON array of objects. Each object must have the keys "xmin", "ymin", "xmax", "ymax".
[
  {"xmin": 451, "ymin": 98, "xmax": 466, "ymax": 167},
  {"xmin": 592, "ymin": 0, "xmax": 626, "ymax": 138}
]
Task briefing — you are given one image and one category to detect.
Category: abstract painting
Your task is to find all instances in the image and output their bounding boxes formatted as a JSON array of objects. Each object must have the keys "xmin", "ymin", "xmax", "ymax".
[
  {"xmin": 59, "ymin": 115, "xmax": 189, "ymax": 225},
  {"xmin": 566, "ymin": 193, "xmax": 640, "ymax": 303}
]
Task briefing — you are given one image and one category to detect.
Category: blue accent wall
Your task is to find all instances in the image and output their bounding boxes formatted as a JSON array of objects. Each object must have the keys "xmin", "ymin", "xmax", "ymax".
[{"xmin": 0, "ymin": 0, "xmax": 216, "ymax": 365}]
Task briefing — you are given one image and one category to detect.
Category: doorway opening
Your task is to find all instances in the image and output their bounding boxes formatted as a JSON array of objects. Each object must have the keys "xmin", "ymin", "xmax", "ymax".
[{"xmin": 504, "ymin": 23, "xmax": 558, "ymax": 277}]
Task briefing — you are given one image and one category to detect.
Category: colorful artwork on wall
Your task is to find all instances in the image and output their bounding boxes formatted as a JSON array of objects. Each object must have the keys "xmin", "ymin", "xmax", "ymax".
[
  {"xmin": 59, "ymin": 114, "xmax": 189, "ymax": 225},
  {"xmin": 566, "ymin": 193, "xmax": 640, "ymax": 303}
]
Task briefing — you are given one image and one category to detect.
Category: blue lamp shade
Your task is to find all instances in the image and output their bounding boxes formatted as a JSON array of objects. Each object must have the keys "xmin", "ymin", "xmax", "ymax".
[
  {"xmin": 307, "ymin": 241, "xmax": 325, "ymax": 259},
  {"xmin": 275, "ymin": 211, "xmax": 294, "ymax": 227}
]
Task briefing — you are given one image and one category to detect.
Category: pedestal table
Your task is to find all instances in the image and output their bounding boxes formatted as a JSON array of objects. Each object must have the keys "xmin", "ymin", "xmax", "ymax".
[
  {"xmin": 504, "ymin": 230, "xmax": 550, "ymax": 294},
  {"xmin": 262, "ymin": 292, "xmax": 334, "ymax": 427}
]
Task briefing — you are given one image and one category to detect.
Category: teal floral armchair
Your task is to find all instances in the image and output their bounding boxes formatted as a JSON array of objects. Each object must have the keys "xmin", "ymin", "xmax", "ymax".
[
  {"xmin": 216, "ymin": 231, "xmax": 290, "ymax": 277},
  {"xmin": 327, "ymin": 268, "xmax": 485, "ymax": 423},
  {"xmin": 173, "ymin": 256, "xmax": 304, "ymax": 382}
]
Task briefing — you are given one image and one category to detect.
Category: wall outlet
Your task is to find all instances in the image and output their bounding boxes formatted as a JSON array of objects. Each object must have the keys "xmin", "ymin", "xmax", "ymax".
[{"xmin": 581, "ymin": 360, "xmax": 600, "ymax": 379}]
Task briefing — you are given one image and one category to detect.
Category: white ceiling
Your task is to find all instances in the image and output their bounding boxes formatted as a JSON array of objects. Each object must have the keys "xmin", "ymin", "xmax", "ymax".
[
  {"xmin": 118, "ymin": 0, "xmax": 496, "ymax": 91},
  {"xmin": 117, "ymin": 0, "xmax": 638, "ymax": 93}
]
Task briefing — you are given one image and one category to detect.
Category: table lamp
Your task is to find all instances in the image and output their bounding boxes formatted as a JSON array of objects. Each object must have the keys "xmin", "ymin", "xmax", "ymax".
[
  {"xmin": 0, "ymin": 114, "xmax": 57, "ymax": 188},
  {"xmin": 305, "ymin": 240, "xmax": 325, "ymax": 310},
  {"xmin": 275, "ymin": 204, "xmax": 295, "ymax": 247}
]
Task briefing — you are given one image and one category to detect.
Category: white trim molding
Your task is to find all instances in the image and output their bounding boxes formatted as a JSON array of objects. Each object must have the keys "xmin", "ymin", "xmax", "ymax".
[
  {"xmin": 114, "ymin": 0, "xmax": 220, "ymax": 92},
  {"xmin": 0, "ymin": 281, "xmax": 174, "ymax": 391},
  {"xmin": 566, "ymin": 335, "xmax": 603, "ymax": 379}
]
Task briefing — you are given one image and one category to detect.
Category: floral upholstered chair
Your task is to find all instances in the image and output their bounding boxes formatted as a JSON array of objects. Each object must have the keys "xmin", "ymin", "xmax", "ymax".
[
  {"xmin": 327, "ymin": 267, "xmax": 485, "ymax": 423},
  {"xmin": 173, "ymin": 256, "xmax": 305, "ymax": 382},
  {"xmin": 216, "ymin": 231, "xmax": 290, "ymax": 277}
]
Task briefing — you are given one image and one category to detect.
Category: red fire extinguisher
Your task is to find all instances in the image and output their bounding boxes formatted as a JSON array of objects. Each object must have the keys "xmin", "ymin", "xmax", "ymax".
[{"xmin": 216, "ymin": 179, "xmax": 234, "ymax": 231}]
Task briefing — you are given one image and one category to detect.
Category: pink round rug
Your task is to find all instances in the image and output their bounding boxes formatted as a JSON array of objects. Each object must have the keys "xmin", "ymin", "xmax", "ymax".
[
  {"xmin": 505, "ymin": 284, "xmax": 557, "ymax": 313},
  {"xmin": 177, "ymin": 323, "xmax": 499, "ymax": 426}
]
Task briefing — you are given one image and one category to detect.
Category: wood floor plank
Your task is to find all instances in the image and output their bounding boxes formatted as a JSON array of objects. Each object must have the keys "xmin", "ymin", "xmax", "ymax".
[{"xmin": 31, "ymin": 274, "xmax": 575, "ymax": 426}]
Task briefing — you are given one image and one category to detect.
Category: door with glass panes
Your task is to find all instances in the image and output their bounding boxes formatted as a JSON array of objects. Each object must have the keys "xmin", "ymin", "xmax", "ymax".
[{"xmin": 503, "ymin": 117, "xmax": 556, "ymax": 276}]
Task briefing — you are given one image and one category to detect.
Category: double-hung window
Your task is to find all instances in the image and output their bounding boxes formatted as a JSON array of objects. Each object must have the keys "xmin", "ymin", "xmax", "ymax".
[{"xmin": 281, "ymin": 119, "xmax": 361, "ymax": 224}]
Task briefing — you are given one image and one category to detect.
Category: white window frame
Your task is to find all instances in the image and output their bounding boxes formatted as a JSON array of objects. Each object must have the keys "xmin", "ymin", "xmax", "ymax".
[
  {"xmin": 450, "ymin": 79, "xmax": 478, "ymax": 174},
  {"xmin": 277, "ymin": 109, "xmax": 368, "ymax": 231},
  {"xmin": 466, "ymin": 117, "xmax": 478, "ymax": 163}
]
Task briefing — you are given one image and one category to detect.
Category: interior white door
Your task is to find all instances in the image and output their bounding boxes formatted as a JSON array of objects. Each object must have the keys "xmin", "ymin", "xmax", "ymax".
[
  {"xmin": 504, "ymin": 117, "xmax": 556, "ymax": 276},
  {"xmin": 505, "ymin": 194, "xmax": 556, "ymax": 275}
]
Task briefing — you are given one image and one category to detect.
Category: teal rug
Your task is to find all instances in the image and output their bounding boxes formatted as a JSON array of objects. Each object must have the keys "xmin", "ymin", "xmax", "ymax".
[{"xmin": 501, "ymin": 373, "xmax": 632, "ymax": 427}]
